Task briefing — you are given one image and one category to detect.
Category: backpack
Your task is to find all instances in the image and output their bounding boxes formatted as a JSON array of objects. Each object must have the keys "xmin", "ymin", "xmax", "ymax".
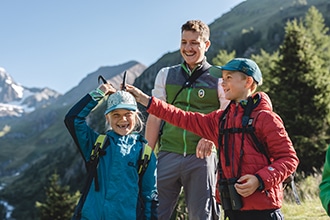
[
  {"xmin": 218, "ymin": 95, "xmax": 301, "ymax": 205},
  {"xmin": 72, "ymin": 134, "xmax": 154, "ymax": 220}
]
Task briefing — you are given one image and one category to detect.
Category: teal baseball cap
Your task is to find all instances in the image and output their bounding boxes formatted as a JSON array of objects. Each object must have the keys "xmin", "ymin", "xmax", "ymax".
[
  {"xmin": 105, "ymin": 91, "xmax": 137, "ymax": 115},
  {"xmin": 221, "ymin": 58, "xmax": 263, "ymax": 85}
]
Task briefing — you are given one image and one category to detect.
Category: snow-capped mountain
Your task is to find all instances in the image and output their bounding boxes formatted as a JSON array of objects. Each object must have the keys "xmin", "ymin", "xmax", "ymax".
[{"xmin": 0, "ymin": 67, "xmax": 61, "ymax": 118}]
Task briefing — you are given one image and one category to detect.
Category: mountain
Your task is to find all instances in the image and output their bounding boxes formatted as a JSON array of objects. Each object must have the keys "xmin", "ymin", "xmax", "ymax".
[
  {"xmin": 58, "ymin": 60, "xmax": 146, "ymax": 106},
  {"xmin": 0, "ymin": 60, "xmax": 146, "ymax": 175},
  {"xmin": 0, "ymin": 67, "xmax": 61, "ymax": 118},
  {"xmin": 0, "ymin": 60, "xmax": 146, "ymax": 219},
  {"xmin": 1, "ymin": 0, "xmax": 330, "ymax": 219}
]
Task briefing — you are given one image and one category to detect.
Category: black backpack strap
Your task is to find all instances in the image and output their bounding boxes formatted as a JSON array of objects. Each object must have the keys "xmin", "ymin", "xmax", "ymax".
[
  {"xmin": 159, "ymin": 63, "xmax": 211, "ymax": 137},
  {"xmin": 89, "ymin": 135, "xmax": 108, "ymax": 191},
  {"xmin": 247, "ymin": 128, "xmax": 271, "ymax": 164},
  {"xmin": 243, "ymin": 97, "xmax": 301, "ymax": 205},
  {"xmin": 217, "ymin": 102, "xmax": 232, "ymax": 177},
  {"xmin": 241, "ymin": 95, "xmax": 269, "ymax": 160},
  {"xmin": 138, "ymin": 144, "xmax": 152, "ymax": 179},
  {"xmin": 72, "ymin": 134, "xmax": 109, "ymax": 220},
  {"xmin": 136, "ymin": 143, "xmax": 155, "ymax": 220}
]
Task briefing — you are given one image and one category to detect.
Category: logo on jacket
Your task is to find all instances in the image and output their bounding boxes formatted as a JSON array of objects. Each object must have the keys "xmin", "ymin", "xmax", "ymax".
[{"xmin": 198, "ymin": 89, "xmax": 205, "ymax": 98}]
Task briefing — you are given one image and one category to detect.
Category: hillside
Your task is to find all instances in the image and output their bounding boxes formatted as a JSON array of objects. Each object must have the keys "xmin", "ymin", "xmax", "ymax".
[
  {"xmin": 0, "ymin": 61, "xmax": 146, "ymax": 177},
  {"xmin": 136, "ymin": 0, "xmax": 330, "ymax": 96},
  {"xmin": 1, "ymin": 0, "xmax": 330, "ymax": 219}
]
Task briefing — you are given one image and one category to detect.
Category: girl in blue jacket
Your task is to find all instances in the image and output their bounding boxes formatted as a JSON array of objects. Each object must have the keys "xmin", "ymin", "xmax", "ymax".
[{"xmin": 64, "ymin": 82, "xmax": 158, "ymax": 220}]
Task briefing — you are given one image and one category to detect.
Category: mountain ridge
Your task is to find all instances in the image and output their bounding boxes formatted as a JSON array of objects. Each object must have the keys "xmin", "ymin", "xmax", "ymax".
[
  {"xmin": 1, "ymin": 0, "xmax": 330, "ymax": 219},
  {"xmin": 0, "ymin": 68, "xmax": 61, "ymax": 119}
]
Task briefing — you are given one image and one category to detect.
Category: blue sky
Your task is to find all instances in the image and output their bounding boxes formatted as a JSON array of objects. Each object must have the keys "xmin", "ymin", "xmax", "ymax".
[{"xmin": 0, "ymin": 0, "xmax": 244, "ymax": 94}]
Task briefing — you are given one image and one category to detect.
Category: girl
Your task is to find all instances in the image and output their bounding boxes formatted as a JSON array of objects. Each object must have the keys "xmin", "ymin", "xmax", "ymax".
[{"xmin": 64, "ymin": 82, "xmax": 158, "ymax": 220}]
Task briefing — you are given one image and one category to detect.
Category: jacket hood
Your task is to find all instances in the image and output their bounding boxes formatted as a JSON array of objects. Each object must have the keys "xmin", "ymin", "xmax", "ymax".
[{"xmin": 253, "ymin": 92, "xmax": 273, "ymax": 112}]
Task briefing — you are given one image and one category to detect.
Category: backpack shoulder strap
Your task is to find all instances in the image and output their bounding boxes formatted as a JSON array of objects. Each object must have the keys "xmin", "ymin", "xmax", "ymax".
[
  {"xmin": 89, "ymin": 134, "xmax": 108, "ymax": 191},
  {"xmin": 138, "ymin": 144, "xmax": 152, "ymax": 176},
  {"xmin": 72, "ymin": 134, "xmax": 108, "ymax": 219},
  {"xmin": 90, "ymin": 134, "xmax": 107, "ymax": 161},
  {"xmin": 246, "ymin": 106, "xmax": 301, "ymax": 205},
  {"xmin": 247, "ymin": 122, "xmax": 272, "ymax": 164},
  {"xmin": 242, "ymin": 95, "xmax": 273, "ymax": 165}
]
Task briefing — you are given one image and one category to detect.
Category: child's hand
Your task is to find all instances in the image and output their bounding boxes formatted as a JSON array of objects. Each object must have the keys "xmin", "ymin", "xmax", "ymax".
[
  {"xmin": 234, "ymin": 174, "xmax": 259, "ymax": 197},
  {"xmin": 125, "ymin": 84, "xmax": 150, "ymax": 107},
  {"xmin": 98, "ymin": 83, "xmax": 116, "ymax": 95}
]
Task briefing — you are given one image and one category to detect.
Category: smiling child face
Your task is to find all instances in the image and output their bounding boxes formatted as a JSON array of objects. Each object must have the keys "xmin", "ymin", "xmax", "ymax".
[
  {"xmin": 221, "ymin": 70, "xmax": 252, "ymax": 103},
  {"xmin": 106, "ymin": 109, "xmax": 136, "ymax": 136}
]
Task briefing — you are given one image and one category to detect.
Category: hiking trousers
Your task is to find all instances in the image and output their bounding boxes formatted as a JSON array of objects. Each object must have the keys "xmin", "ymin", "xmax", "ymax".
[
  {"xmin": 224, "ymin": 209, "xmax": 284, "ymax": 220},
  {"xmin": 157, "ymin": 151, "xmax": 220, "ymax": 220}
]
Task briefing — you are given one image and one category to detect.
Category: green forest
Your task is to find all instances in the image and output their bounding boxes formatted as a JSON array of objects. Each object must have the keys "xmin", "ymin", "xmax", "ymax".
[{"xmin": 212, "ymin": 6, "xmax": 330, "ymax": 175}]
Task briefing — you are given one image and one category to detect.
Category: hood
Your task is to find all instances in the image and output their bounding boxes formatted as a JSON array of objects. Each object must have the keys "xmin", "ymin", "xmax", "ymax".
[{"xmin": 253, "ymin": 92, "xmax": 273, "ymax": 112}]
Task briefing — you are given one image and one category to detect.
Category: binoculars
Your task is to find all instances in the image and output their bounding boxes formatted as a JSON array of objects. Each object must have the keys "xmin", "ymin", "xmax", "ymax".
[{"xmin": 218, "ymin": 178, "xmax": 243, "ymax": 210}]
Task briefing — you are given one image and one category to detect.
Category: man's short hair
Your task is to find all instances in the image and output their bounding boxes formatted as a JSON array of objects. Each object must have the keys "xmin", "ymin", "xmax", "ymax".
[{"xmin": 181, "ymin": 20, "xmax": 210, "ymax": 41}]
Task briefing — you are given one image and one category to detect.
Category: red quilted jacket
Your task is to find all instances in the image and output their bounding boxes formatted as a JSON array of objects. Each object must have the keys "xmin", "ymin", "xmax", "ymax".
[{"xmin": 147, "ymin": 92, "xmax": 299, "ymax": 211}]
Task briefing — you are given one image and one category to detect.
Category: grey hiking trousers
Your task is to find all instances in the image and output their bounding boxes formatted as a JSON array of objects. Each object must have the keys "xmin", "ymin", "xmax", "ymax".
[{"xmin": 157, "ymin": 151, "xmax": 220, "ymax": 220}]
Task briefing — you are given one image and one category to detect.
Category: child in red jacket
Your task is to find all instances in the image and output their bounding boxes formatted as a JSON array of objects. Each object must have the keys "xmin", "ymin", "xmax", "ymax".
[{"xmin": 127, "ymin": 58, "xmax": 299, "ymax": 220}]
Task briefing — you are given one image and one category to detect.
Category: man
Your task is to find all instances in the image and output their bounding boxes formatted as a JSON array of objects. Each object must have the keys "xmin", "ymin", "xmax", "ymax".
[{"xmin": 145, "ymin": 20, "xmax": 229, "ymax": 220}]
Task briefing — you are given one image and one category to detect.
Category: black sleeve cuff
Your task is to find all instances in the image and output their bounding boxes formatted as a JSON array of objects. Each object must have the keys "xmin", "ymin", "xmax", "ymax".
[
  {"xmin": 146, "ymin": 96, "xmax": 153, "ymax": 110},
  {"xmin": 255, "ymin": 174, "xmax": 265, "ymax": 191}
]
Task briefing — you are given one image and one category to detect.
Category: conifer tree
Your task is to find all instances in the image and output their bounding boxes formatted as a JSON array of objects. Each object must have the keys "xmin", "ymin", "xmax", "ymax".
[
  {"xmin": 304, "ymin": 6, "xmax": 330, "ymax": 66},
  {"xmin": 251, "ymin": 49, "xmax": 279, "ymax": 94},
  {"xmin": 270, "ymin": 7, "xmax": 330, "ymax": 173},
  {"xmin": 35, "ymin": 172, "xmax": 80, "ymax": 220},
  {"xmin": 212, "ymin": 49, "xmax": 236, "ymax": 66}
]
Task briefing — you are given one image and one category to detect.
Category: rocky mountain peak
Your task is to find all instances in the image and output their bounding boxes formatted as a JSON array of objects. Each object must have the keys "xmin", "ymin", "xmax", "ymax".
[{"xmin": 0, "ymin": 67, "xmax": 61, "ymax": 118}]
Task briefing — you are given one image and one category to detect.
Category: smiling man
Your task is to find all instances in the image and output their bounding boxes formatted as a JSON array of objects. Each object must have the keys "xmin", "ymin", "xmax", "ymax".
[{"xmin": 145, "ymin": 20, "xmax": 229, "ymax": 220}]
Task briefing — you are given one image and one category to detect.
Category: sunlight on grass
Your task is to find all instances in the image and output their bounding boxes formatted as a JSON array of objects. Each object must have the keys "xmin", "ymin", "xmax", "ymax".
[
  {"xmin": 282, "ymin": 199, "xmax": 329, "ymax": 220},
  {"xmin": 282, "ymin": 172, "xmax": 329, "ymax": 220}
]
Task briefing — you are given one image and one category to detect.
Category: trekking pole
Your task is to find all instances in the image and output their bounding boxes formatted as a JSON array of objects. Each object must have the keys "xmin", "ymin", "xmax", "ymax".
[
  {"xmin": 98, "ymin": 75, "xmax": 107, "ymax": 84},
  {"xmin": 122, "ymin": 71, "xmax": 127, "ymax": 91}
]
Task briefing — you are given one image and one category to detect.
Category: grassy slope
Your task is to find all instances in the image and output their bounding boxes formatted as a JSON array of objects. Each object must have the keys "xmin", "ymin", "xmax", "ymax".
[{"xmin": 282, "ymin": 199, "xmax": 328, "ymax": 220}]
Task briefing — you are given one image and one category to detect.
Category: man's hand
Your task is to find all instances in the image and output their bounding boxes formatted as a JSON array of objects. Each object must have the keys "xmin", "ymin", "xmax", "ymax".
[
  {"xmin": 234, "ymin": 174, "xmax": 260, "ymax": 197},
  {"xmin": 196, "ymin": 138, "xmax": 215, "ymax": 159}
]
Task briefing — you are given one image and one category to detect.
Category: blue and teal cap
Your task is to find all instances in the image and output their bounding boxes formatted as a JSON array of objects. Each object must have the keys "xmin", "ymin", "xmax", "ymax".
[
  {"xmin": 105, "ymin": 90, "xmax": 137, "ymax": 115},
  {"xmin": 221, "ymin": 58, "xmax": 263, "ymax": 85}
]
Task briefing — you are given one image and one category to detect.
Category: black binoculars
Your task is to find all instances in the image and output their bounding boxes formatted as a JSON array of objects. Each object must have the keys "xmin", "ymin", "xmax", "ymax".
[{"xmin": 218, "ymin": 178, "xmax": 243, "ymax": 210}]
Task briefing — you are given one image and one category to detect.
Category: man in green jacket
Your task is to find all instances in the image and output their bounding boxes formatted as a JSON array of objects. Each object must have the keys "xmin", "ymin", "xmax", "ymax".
[{"xmin": 145, "ymin": 20, "xmax": 228, "ymax": 220}]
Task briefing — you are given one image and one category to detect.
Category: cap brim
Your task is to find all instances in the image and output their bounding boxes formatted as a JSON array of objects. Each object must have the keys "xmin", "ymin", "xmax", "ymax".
[
  {"xmin": 221, "ymin": 66, "xmax": 238, "ymax": 71},
  {"xmin": 209, "ymin": 66, "xmax": 222, "ymax": 78},
  {"xmin": 105, "ymin": 104, "xmax": 137, "ymax": 115}
]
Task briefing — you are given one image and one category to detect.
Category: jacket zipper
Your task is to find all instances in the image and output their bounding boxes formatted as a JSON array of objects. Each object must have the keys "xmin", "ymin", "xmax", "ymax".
[
  {"xmin": 183, "ymin": 87, "xmax": 192, "ymax": 157},
  {"xmin": 181, "ymin": 64, "xmax": 199, "ymax": 157}
]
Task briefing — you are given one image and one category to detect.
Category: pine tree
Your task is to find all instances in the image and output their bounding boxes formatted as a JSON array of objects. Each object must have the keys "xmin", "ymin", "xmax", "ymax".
[
  {"xmin": 270, "ymin": 7, "xmax": 330, "ymax": 173},
  {"xmin": 304, "ymin": 6, "xmax": 330, "ymax": 66},
  {"xmin": 251, "ymin": 49, "xmax": 279, "ymax": 94},
  {"xmin": 35, "ymin": 172, "xmax": 80, "ymax": 220},
  {"xmin": 212, "ymin": 49, "xmax": 236, "ymax": 66}
]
